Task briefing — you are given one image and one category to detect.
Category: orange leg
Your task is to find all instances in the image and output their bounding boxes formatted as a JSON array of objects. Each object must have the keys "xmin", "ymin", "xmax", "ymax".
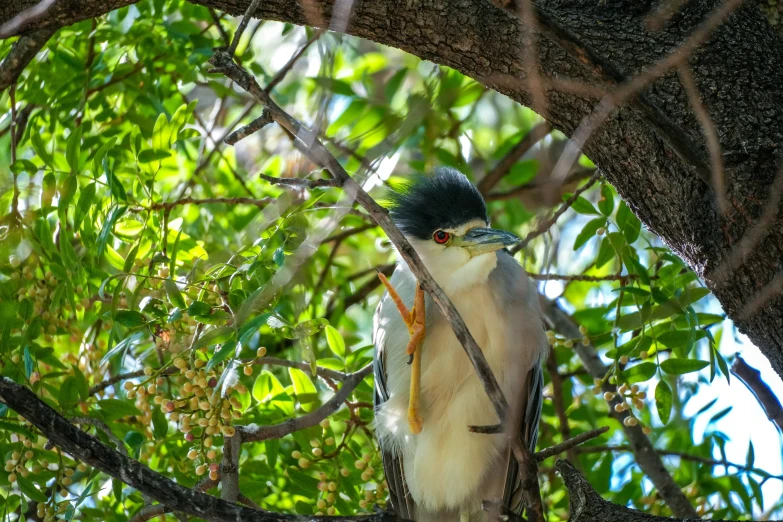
[{"xmin": 378, "ymin": 275, "xmax": 426, "ymax": 434}]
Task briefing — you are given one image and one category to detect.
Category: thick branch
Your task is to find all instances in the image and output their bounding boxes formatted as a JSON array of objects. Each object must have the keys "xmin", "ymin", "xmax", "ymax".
[
  {"xmin": 0, "ymin": 376, "xmax": 407, "ymax": 522},
  {"xmin": 731, "ymin": 355, "xmax": 783, "ymax": 432},
  {"xmin": 556, "ymin": 459, "xmax": 772, "ymax": 522},
  {"xmin": 0, "ymin": 27, "xmax": 56, "ymax": 92}
]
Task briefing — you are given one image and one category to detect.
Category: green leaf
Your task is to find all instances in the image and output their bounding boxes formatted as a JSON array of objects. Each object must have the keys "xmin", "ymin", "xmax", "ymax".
[
  {"xmin": 593, "ymin": 237, "xmax": 615, "ymax": 269},
  {"xmin": 273, "ymin": 246, "xmax": 285, "ymax": 267},
  {"xmin": 238, "ymin": 313, "xmax": 271, "ymax": 346},
  {"xmin": 164, "ymin": 279, "xmax": 186, "ymax": 309},
  {"xmin": 206, "ymin": 341, "xmax": 238, "ymax": 371},
  {"xmin": 114, "ymin": 310, "xmax": 146, "ymax": 328},
  {"xmin": 253, "ymin": 370, "xmax": 285, "ymax": 402},
  {"xmin": 621, "ymin": 362, "xmax": 657, "ymax": 383},
  {"xmin": 660, "ymin": 358, "xmax": 709, "ymax": 375},
  {"xmin": 41, "ymin": 172, "xmax": 56, "ymax": 209},
  {"xmin": 31, "ymin": 132, "xmax": 53, "ymax": 167},
  {"xmin": 324, "ymin": 325, "xmax": 346, "ymax": 358},
  {"xmin": 58, "ymin": 376, "xmax": 81, "ymax": 409},
  {"xmin": 58, "ymin": 175, "xmax": 78, "ymax": 220},
  {"xmin": 598, "ymin": 184, "xmax": 614, "ymax": 216},
  {"xmin": 570, "ymin": 196, "xmax": 599, "ymax": 215},
  {"xmin": 152, "ymin": 406, "xmax": 168, "ymax": 439},
  {"xmin": 616, "ymin": 201, "xmax": 641, "ymax": 243},
  {"xmin": 655, "ymin": 380, "xmax": 672, "ymax": 424},
  {"xmin": 193, "ymin": 326, "xmax": 235, "ymax": 351},
  {"xmin": 187, "ymin": 301, "xmax": 211, "ymax": 316},
  {"xmin": 66, "ymin": 127, "xmax": 83, "ymax": 174},
  {"xmin": 97, "ymin": 206, "xmax": 127, "ymax": 258},
  {"xmin": 288, "ymin": 367, "xmax": 319, "ymax": 412},
  {"xmin": 23, "ymin": 346, "xmax": 34, "ymax": 378},
  {"xmin": 98, "ymin": 399, "xmax": 142, "ymax": 421},
  {"xmin": 574, "ymin": 218, "xmax": 606, "ymax": 250},
  {"xmin": 17, "ymin": 475, "xmax": 47, "ymax": 503}
]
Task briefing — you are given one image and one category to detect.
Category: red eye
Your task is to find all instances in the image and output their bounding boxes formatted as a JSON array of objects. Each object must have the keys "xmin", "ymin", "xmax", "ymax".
[{"xmin": 433, "ymin": 230, "xmax": 450, "ymax": 244}]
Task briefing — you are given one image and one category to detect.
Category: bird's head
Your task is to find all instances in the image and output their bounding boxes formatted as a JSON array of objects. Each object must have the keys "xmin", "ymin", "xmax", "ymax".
[{"xmin": 387, "ymin": 167, "xmax": 519, "ymax": 290}]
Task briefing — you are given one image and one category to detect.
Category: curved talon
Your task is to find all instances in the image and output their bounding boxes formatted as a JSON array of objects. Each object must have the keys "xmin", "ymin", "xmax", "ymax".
[{"xmin": 407, "ymin": 353, "xmax": 414, "ymax": 365}]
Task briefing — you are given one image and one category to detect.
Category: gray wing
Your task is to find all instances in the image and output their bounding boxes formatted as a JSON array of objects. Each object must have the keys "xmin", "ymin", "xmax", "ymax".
[
  {"xmin": 502, "ymin": 361, "xmax": 544, "ymax": 514},
  {"xmin": 373, "ymin": 272, "xmax": 415, "ymax": 520}
]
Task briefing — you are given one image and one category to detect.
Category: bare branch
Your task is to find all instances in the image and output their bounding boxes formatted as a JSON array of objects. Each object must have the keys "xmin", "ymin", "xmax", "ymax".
[
  {"xmin": 0, "ymin": 376, "xmax": 408, "ymax": 522},
  {"xmin": 225, "ymin": 111, "xmax": 274, "ymax": 145},
  {"xmin": 239, "ymin": 365, "xmax": 372, "ymax": 443},
  {"xmin": 227, "ymin": 0, "xmax": 262, "ymax": 56},
  {"xmin": 731, "ymin": 355, "xmax": 783, "ymax": 432},
  {"xmin": 534, "ymin": 427, "xmax": 609, "ymax": 462},
  {"xmin": 257, "ymin": 172, "xmax": 341, "ymax": 189}
]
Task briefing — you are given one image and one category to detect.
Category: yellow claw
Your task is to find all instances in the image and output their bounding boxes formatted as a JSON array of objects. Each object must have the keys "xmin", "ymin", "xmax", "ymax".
[{"xmin": 378, "ymin": 274, "xmax": 426, "ymax": 434}]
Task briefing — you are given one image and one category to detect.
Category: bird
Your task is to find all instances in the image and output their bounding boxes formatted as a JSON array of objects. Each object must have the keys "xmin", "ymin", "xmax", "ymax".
[{"xmin": 373, "ymin": 166, "xmax": 548, "ymax": 522}]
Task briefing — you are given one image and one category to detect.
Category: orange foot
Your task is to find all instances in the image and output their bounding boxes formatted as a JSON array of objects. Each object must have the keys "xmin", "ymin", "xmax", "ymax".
[{"xmin": 378, "ymin": 273, "xmax": 425, "ymax": 434}]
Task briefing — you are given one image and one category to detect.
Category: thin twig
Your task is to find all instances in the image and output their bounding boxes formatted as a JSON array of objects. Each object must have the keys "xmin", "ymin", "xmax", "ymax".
[
  {"xmin": 510, "ymin": 170, "xmax": 602, "ymax": 254},
  {"xmin": 141, "ymin": 197, "xmax": 274, "ymax": 212},
  {"xmin": 266, "ymin": 30, "xmax": 324, "ymax": 92},
  {"xmin": 239, "ymin": 365, "xmax": 372, "ymax": 443},
  {"xmin": 534, "ymin": 426, "xmax": 609, "ymax": 462},
  {"xmin": 227, "ymin": 0, "xmax": 263, "ymax": 57},
  {"xmin": 526, "ymin": 272, "xmax": 658, "ymax": 283},
  {"xmin": 225, "ymin": 112, "xmax": 273, "ymax": 145},
  {"xmin": 546, "ymin": 351, "xmax": 577, "ymax": 464},
  {"xmin": 70, "ymin": 417, "xmax": 128, "ymax": 456},
  {"xmin": 257, "ymin": 172, "xmax": 341, "ymax": 189}
]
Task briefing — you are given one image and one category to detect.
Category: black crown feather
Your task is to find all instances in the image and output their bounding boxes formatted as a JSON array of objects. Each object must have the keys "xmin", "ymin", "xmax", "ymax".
[{"xmin": 387, "ymin": 167, "xmax": 488, "ymax": 240}]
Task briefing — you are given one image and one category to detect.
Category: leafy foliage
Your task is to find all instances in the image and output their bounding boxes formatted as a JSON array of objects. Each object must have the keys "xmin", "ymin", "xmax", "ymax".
[{"xmin": 0, "ymin": 2, "xmax": 779, "ymax": 521}]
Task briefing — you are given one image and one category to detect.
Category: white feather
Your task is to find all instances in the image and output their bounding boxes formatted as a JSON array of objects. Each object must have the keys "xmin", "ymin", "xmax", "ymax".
[{"xmin": 375, "ymin": 237, "xmax": 547, "ymax": 521}]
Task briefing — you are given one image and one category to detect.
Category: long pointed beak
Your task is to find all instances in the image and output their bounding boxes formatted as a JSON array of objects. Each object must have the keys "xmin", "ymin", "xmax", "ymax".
[{"xmin": 453, "ymin": 227, "xmax": 519, "ymax": 256}]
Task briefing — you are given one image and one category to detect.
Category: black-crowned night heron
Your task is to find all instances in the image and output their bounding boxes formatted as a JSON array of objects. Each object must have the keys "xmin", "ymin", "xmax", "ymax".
[{"xmin": 373, "ymin": 167, "xmax": 547, "ymax": 522}]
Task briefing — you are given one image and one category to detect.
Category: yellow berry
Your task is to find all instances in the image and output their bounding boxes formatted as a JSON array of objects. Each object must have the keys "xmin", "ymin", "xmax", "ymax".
[
  {"xmin": 256, "ymin": 347, "xmax": 267, "ymax": 357},
  {"xmin": 243, "ymin": 366, "xmax": 253, "ymax": 376},
  {"xmin": 298, "ymin": 458, "xmax": 310, "ymax": 469},
  {"xmin": 187, "ymin": 450, "xmax": 198, "ymax": 460}
]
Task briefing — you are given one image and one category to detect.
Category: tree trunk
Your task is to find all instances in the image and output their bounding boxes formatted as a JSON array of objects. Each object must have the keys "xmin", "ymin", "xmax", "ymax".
[{"xmin": 4, "ymin": 0, "xmax": 783, "ymax": 379}]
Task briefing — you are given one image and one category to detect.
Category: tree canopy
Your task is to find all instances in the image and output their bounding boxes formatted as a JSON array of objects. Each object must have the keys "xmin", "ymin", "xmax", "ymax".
[{"xmin": 2, "ymin": 1, "xmax": 783, "ymax": 522}]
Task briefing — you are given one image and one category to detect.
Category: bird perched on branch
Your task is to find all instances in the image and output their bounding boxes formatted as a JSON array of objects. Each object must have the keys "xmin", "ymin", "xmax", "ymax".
[{"xmin": 373, "ymin": 167, "xmax": 547, "ymax": 522}]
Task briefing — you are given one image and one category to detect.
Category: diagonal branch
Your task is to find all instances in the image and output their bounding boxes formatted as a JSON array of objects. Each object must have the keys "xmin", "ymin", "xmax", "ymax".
[
  {"xmin": 207, "ymin": 50, "xmax": 512, "ymax": 432},
  {"xmin": 0, "ymin": 27, "xmax": 56, "ymax": 92},
  {"xmin": 0, "ymin": 376, "xmax": 407, "ymax": 522},
  {"xmin": 731, "ymin": 355, "xmax": 783, "ymax": 432}
]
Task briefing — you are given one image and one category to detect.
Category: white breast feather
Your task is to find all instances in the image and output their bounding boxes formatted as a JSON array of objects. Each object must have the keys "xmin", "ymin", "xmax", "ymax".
[{"xmin": 374, "ymin": 252, "xmax": 546, "ymax": 520}]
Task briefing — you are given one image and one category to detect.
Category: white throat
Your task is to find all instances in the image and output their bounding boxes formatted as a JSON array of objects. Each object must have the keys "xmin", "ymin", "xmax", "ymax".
[{"xmin": 406, "ymin": 237, "xmax": 499, "ymax": 296}]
